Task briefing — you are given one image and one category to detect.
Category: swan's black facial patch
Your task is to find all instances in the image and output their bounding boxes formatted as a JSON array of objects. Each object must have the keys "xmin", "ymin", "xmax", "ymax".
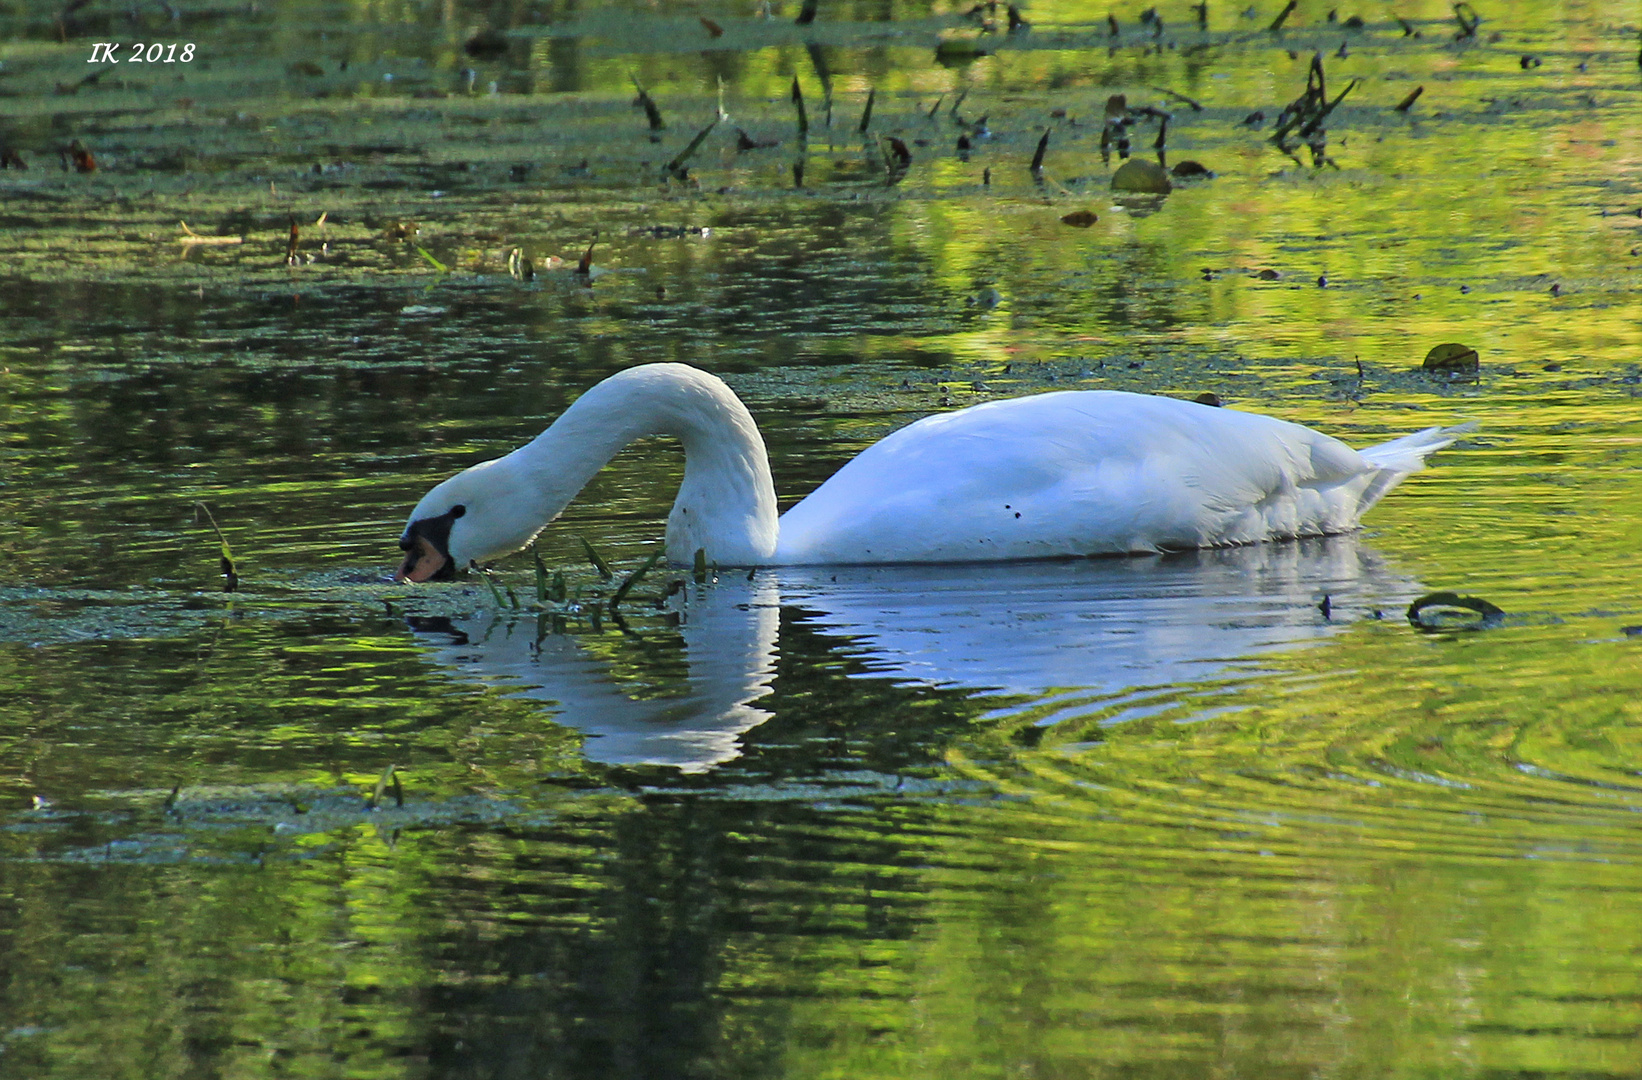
[{"xmin": 395, "ymin": 506, "xmax": 464, "ymax": 583}]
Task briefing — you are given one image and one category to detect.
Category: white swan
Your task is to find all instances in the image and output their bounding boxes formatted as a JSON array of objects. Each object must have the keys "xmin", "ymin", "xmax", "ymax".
[{"xmin": 394, "ymin": 362, "xmax": 1468, "ymax": 581}]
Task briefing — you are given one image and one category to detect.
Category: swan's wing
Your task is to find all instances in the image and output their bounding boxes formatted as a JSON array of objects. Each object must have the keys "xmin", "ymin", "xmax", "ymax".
[{"xmin": 774, "ymin": 391, "xmax": 1372, "ymax": 563}]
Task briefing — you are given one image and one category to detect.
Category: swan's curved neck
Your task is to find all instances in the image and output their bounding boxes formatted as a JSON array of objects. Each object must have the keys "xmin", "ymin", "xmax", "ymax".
[{"xmin": 505, "ymin": 365, "xmax": 778, "ymax": 565}]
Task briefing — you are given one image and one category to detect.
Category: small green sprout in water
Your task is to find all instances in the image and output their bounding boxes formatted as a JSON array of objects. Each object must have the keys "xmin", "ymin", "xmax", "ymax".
[
  {"xmin": 368, "ymin": 763, "xmax": 404, "ymax": 809},
  {"xmin": 533, "ymin": 545, "xmax": 549, "ymax": 602},
  {"xmin": 480, "ymin": 569, "xmax": 508, "ymax": 607},
  {"xmin": 194, "ymin": 502, "xmax": 238, "ymax": 592},
  {"xmin": 580, "ymin": 537, "xmax": 614, "ymax": 580},
  {"xmin": 693, "ymin": 547, "xmax": 709, "ymax": 583},
  {"xmin": 414, "ymin": 245, "xmax": 448, "ymax": 273}
]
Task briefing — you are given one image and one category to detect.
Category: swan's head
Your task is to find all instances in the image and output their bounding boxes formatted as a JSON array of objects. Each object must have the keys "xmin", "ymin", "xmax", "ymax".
[{"xmin": 395, "ymin": 458, "xmax": 544, "ymax": 583}]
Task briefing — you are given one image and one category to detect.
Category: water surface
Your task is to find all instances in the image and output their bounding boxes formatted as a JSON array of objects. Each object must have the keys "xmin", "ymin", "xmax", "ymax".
[{"xmin": 3, "ymin": 1, "xmax": 1642, "ymax": 1076}]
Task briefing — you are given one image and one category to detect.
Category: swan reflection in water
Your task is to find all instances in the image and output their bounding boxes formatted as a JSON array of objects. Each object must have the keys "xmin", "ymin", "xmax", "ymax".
[{"xmin": 408, "ymin": 536, "xmax": 1419, "ymax": 772}]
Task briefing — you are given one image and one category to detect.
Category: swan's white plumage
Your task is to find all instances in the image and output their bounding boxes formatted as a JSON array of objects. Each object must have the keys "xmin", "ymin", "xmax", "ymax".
[{"xmin": 398, "ymin": 363, "xmax": 1467, "ymax": 574}]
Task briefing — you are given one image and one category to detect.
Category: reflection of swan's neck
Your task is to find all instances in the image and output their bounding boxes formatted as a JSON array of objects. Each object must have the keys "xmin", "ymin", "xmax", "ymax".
[{"xmin": 508, "ymin": 364, "xmax": 779, "ymax": 564}]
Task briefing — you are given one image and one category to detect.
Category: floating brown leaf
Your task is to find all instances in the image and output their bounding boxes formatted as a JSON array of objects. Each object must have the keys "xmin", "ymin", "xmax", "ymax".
[{"xmin": 1060, "ymin": 210, "xmax": 1099, "ymax": 227}]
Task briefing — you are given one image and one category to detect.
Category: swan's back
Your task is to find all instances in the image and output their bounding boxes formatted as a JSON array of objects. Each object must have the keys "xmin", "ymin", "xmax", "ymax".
[{"xmin": 773, "ymin": 390, "xmax": 1446, "ymax": 564}]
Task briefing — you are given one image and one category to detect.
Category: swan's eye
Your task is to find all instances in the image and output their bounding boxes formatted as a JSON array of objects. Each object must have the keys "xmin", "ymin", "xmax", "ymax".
[{"xmin": 450, "ymin": 505, "xmax": 466, "ymax": 518}]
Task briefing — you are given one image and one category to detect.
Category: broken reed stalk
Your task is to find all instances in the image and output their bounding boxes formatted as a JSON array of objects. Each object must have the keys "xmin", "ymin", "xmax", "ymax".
[
  {"xmin": 858, "ymin": 88, "xmax": 875, "ymax": 133},
  {"xmin": 1270, "ymin": 54, "xmax": 1355, "ymax": 144},
  {"xmin": 533, "ymin": 545, "xmax": 549, "ymax": 602},
  {"xmin": 580, "ymin": 537, "xmax": 614, "ymax": 580},
  {"xmin": 665, "ymin": 117, "xmax": 719, "ymax": 178},
  {"xmin": 1297, "ymin": 78, "xmax": 1359, "ymax": 137},
  {"xmin": 194, "ymin": 501, "xmax": 238, "ymax": 592},
  {"xmin": 369, "ymin": 763, "xmax": 404, "ymax": 809},
  {"xmin": 1030, "ymin": 129, "xmax": 1050, "ymax": 172},
  {"xmin": 630, "ymin": 76, "xmax": 665, "ymax": 131},
  {"xmin": 609, "ymin": 552, "xmax": 664, "ymax": 615},
  {"xmin": 1148, "ymin": 85, "xmax": 1203, "ymax": 112}
]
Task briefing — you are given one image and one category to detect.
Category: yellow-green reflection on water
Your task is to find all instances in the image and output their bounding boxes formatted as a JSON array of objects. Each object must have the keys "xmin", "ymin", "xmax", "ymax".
[{"xmin": 3, "ymin": 0, "xmax": 1642, "ymax": 1076}]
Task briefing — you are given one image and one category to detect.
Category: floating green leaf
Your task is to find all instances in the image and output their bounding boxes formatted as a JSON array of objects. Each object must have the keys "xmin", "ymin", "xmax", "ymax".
[
  {"xmin": 1111, "ymin": 158, "xmax": 1172, "ymax": 193},
  {"xmin": 580, "ymin": 537, "xmax": 614, "ymax": 580},
  {"xmin": 533, "ymin": 546, "xmax": 549, "ymax": 603}
]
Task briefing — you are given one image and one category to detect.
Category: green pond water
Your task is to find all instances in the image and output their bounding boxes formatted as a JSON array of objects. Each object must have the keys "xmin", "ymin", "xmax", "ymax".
[{"xmin": 3, "ymin": 0, "xmax": 1642, "ymax": 1076}]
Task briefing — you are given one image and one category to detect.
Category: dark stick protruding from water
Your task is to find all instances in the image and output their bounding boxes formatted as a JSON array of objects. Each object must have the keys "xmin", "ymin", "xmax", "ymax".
[
  {"xmin": 1394, "ymin": 85, "xmax": 1424, "ymax": 112},
  {"xmin": 1030, "ymin": 128, "xmax": 1050, "ymax": 173},
  {"xmin": 791, "ymin": 78, "xmax": 809, "ymax": 137},
  {"xmin": 1149, "ymin": 85, "xmax": 1203, "ymax": 111},
  {"xmin": 795, "ymin": 0, "xmax": 817, "ymax": 24},
  {"xmin": 630, "ymin": 76, "xmax": 665, "ymax": 132},
  {"xmin": 609, "ymin": 552, "xmax": 664, "ymax": 615},
  {"xmin": 1268, "ymin": 0, "xmax": 1297, "ymax": 32},
  {"xmin": 858, "ymin": 88, "xmax": 875, "ymax": 133},
  {"xmin": 665, "ymin": 118, "xmax": 719, "ymax": 179}
]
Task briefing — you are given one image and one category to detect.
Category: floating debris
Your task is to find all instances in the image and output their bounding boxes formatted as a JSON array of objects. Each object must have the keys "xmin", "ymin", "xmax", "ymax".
[
  {"xmin": 1453, "ymin": 2, "xmax": 1480, "ymax": 40},
  {"xmin": 1422, "ymin": 342, "xmax": 1480, "ymax": 376},
  {"xmin": 1060, "ymin": 210, "xmax": 1099, "ymax": 227},
  {"xmin": 1111, "ymin": 157, "xmax": 1172, "ymax": 193},
  {"xmin": 1407, "ymin": 592, "xmax": 1505, "ymax": 631},
  {"xmin": 1395, "ymin": 86, "xmax": 1425, "ymax": 112},
  {"xmin": 735, "ymin": 128, "xmax": 778, "ymax": 150},
  {"xmin": 177, "ymin": 221, "xmax": 242, "ymax": 246}
]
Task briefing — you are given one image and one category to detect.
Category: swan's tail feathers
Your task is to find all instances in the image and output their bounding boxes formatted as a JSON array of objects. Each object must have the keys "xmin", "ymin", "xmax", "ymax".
[{"xmin": 1354, "ymin": 420, "xmax": 1477, "ymax": 516}]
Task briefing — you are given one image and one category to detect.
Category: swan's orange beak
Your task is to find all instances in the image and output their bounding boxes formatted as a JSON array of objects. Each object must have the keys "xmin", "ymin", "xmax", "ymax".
[{"xmin": 395, "ymin": 534, "xmax": 452, "ymax": 583}]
